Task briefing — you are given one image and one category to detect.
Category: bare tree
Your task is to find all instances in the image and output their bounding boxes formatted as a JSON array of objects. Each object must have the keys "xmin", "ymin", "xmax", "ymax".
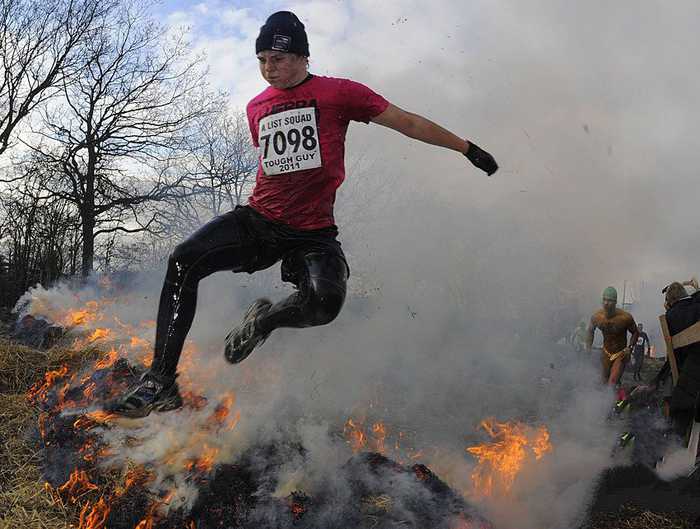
[
  {"xmin": 30, "ymin": 1, "xmax": 214, "ymax": 277},
  {"xmin": 156, "ymin": 110, "xmax": 258, "ymax": 240},
  {"xmin": 0, "ymin": 163, "xmax": 81, "ymax": 309},
  {"xmin": 0, "ymin": 0, "xmax": 109, "ymax": 156}
]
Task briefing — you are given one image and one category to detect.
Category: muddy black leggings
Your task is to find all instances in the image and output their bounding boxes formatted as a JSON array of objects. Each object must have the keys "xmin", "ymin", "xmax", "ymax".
[{"xmin": 150, "ymin": 207, "xmax": 348, "ymax": 378}]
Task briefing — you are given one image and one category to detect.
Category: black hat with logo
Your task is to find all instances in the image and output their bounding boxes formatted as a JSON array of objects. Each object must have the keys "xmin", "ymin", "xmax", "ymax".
[{"xmin": 255, "ymin": 11, "xmax": 309, "ymax": 57}]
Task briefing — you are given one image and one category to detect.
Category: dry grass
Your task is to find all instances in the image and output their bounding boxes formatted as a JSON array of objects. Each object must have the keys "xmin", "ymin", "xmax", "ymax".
[
  {"xmin": 0, "ymin": 394, "xmax": 76, "ymax": 529},
  {"xmin": 0, "ymin": 336, "xmax": 99, "ymax": 394},
  {"xmin": 0, "ymin": 338, "xmax": 49, "ymax": 394},
  {"xmin": 585, "ymin": 505, "xmax": 698, "ymax": 529},
  {"xmin": 0, "ymin": 336, "xmax": 100, "ymax": 529}
]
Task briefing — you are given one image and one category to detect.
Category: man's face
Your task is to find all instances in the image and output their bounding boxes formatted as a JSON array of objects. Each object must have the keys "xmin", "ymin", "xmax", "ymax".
[
  {"xmin": 602, "ymin": 296, "xmax": 617, "ymax": 315},
  {"xmin": 257, "ymin": 50, "xmax": 307, "ymax": 89},
  {"xmin": 638, "ymin": 324, "xmax": 643, "ymax": 331}
]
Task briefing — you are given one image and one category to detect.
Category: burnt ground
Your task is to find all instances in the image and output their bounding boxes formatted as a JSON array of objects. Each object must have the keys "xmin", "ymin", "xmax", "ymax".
[
  {"xmin": 581, "ymin": 355, "xmax": 700, "ymax": 529},
  {"xmin": 4, "ymin": 323, "xmax": 700, "ymax": 529},
  {"xmin": 24, "ymin": 350, "xmax": 494, "ymax": 529}
]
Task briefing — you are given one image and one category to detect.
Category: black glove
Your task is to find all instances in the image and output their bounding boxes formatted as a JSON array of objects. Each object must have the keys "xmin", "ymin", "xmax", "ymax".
[{"xmin": 464, "ymin": 142, "xmax": 498, "ymax": 176}]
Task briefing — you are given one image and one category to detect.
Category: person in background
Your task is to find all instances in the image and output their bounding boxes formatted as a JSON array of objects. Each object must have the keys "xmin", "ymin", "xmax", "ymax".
[
  {"xmin": 632, "ymin": 323, "xmax": 650, "ymax": 381},
  {"xmin": 643, "ymin": 282, "xmax": 700, "ymax": 438},
  {"xmin": 586, "ymin": 286, "xmax": 639, "ymax": 387}
]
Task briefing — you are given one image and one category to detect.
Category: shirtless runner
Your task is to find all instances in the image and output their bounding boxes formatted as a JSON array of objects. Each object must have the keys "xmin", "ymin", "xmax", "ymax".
[{"xmin": 586, "ymin": 286, "xmax": 640, "ymax": 385}]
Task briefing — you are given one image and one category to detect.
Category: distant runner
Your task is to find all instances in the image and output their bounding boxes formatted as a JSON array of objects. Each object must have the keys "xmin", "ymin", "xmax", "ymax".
[
  {"xmin": 586, "ymin": 286, "xmax": 639, "ymax": 386},
  {"xmin": 632, "ymin": 323, "xmax": 650, "ymax": 381},
  {"xmin": 112, "ymin": 11, "xmax": 499, "ymax": 417}
]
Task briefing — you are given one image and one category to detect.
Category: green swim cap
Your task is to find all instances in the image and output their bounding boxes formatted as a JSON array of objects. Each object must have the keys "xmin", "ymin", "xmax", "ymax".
[{"xmin": 602, "ymin": 286, "xmax": 617, "ymax": 301}]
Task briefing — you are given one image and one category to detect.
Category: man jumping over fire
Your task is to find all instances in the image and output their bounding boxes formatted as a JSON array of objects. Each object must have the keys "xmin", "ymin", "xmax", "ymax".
[
  {"xmin": 111, "ymin": 11, "xmax": 499, "ymax": 417},
  {"xmin": 586, "ymin": 286, "xmax": 640, "ymax": 386}
]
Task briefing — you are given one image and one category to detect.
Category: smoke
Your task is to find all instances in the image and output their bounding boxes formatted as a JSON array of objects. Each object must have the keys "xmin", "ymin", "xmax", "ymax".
[
  {"xmin": 16, "ymin": 1, "xmax": 700, "ymax": 527},
  {"xmin": 18, "ymin": 226, "xmax": 621, "ymax": 529}
]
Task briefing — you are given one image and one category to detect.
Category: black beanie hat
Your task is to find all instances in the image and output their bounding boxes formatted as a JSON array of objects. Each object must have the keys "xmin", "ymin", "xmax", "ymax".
[{"xmin": 256, "ymin": 11, "xmax": 309, "ymax": 57}]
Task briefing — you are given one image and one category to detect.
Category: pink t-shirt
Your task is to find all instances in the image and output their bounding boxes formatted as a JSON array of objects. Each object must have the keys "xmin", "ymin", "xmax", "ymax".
[{"xmin": 246, "ymin": 75, "xmax": 389, "ymax": 230}]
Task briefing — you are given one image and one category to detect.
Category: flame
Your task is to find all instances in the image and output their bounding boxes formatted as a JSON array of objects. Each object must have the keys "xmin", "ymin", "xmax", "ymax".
[
  {"xmin": 38, "ymin": 412, "xmax": 49, "ymax": 438},
  {"xmin": 289, "ymin": 497, "xmax": 307, "ymax": 519},
  {"xmin": 74, "ymin": 410, "xmax": 117, "ymax": 430},
  {"xmin": 83, "ymin": 382, "xmax": 97, "ymax": 399},
  {"xmin": 94, "ymin": 348, "xmax": 120, "ymax": 370},
  {"xmin": 344, "ymin": 418, "xmax": 368, "ymax": 452},
  {"xmin": 78, "ymin": 496, "xmax": 110, "ymax": 529},
  {"xmin": 343, "ymin": 415, "xmax": 422, "ymax": 463},
  {"xmin": 123, "ymin": 467, "xmax": 151, "ymax": 490},
  {"xmin": 134, "ymin": 516, "xmax": 155, "ymax": 529},
  {"xmin": 466, "ymin": 418, "xmax": 552, "ymax": 497},
  {"xmin": 182, "ymin": 391, "xmax": 208, "ymax": 410},
  {"xmin": 63, "ymin": 301, "xmax": 105, "ymax": 328},
  {"xmin": 371, "ymin": 422, "xmax": 387, "ymax": 453},
  {"xmin": 129, "ymin": 335, "xmax": 150, "ymax": 350},
  {"xmin": 186, "ymin": 444, "xmax": 220, "ymax": 474},
  {"xmin": 57, "ymin": 469, "xmax": 99, "ymax": 503},
  {"xmin": 27, "ymin": 292, "xmax": 250, "ymax": 527},
  {"xmin": 205, "ymin": 392, "xmax": 240, "ymax": 431},
  {"xmin": 532, "ymin": 425, "xmax": 551, "ymax": 459},
  {"xmin": 77, "ymin": 437, "xmax": 113, "ymax": 463},
  {"xmin": 27, "ymin": 365, "xmax": 69, "ymax": 402}
]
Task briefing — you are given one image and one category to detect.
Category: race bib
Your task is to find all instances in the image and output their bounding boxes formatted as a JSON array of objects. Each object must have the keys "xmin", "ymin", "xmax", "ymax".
[{"xmin": 258, "ymin": 107, "xmax": 322, "ymax": 176}]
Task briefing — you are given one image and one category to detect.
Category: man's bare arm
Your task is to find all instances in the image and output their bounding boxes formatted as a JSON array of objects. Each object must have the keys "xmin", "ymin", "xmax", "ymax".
[
  {"xmin": 628, "ymin": 321, "xmax": 640, "ymax": 350},
  {"xmin": 371, "ymin": 104, "xmax": 498, "ymax": 175},
  {"xmin": 372, "ymin": 104, "xmax": 468, "ymax": 152},
  {"xmin": 585, "ymin": 317, "xmax": 596, "ymax": 352}
]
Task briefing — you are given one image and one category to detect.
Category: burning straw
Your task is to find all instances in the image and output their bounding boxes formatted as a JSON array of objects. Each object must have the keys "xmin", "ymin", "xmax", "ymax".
[
  {"xmin": 1, "ymin": 299, "xmax": 496, "ymax": 529},
  {"xmin": 0, "ymin": 361, "xmax": 79, "ymax": 528}
]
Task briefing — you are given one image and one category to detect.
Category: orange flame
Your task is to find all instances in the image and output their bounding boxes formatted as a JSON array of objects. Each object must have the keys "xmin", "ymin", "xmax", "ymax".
[
  {"xmin": 344, "ymin": 418, "xmax": 367, "ymax": 452},
  {"xmin": 532, "ymin": 426, "xmax": 551, "ymax": 459},
  {"xmin": 205, "ymin": 392, "xmax": 239, "ymax": 431},
  {"xmin": 343, "ymin": 415, "xmax": 423, "ymax": 463},
  {"xmin": 29, "ymin": 294, "xmax": 254, "ymax": 527},
  {"xmin": 466, "ymin": 418, "xmax": 552, "ymax": 497},
  {"xmin": 78, "ymin": 496, "xmax": 110, "ymax": 529},
  {"xmin": 186, "ymin": 444, "xmax": 219, "ymax": 474},
  {"xmin": 134, "ymin": 516, "xmax": 155, "ymax": 529},
  {"xmin": 27, "ymin": 365, "xmax": 69, "ymax": 402},
  {"xmin": 371, "ymin": 422, "xmax": 387, "ymax": 453},
  {"xmin": 94, "ymin": 348, "xmax": 120, "ymax": 370},
  {"xmin": 63, "ymin": 301, "xmax": 105, "ymax": 328},
  {"xmin": 57, "ymin": 469, "xmax": 99, "ymax": 503},
  {"xmin": 130, "ymin": 335, "xmax": 150, "ymax": 350},
  {"xmin": 74, "ymin": 410, "xmax": 118, "ymax": 430},
  {"xmin": 123, "ymin": 467, "xmax": 150, "ymax": 490}
]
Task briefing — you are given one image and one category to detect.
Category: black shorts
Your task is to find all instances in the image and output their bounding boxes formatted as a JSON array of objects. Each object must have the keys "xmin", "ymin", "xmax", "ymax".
[{"xmin": 222, "ymin": 205, "xmax": 348, "ymax": 287}]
